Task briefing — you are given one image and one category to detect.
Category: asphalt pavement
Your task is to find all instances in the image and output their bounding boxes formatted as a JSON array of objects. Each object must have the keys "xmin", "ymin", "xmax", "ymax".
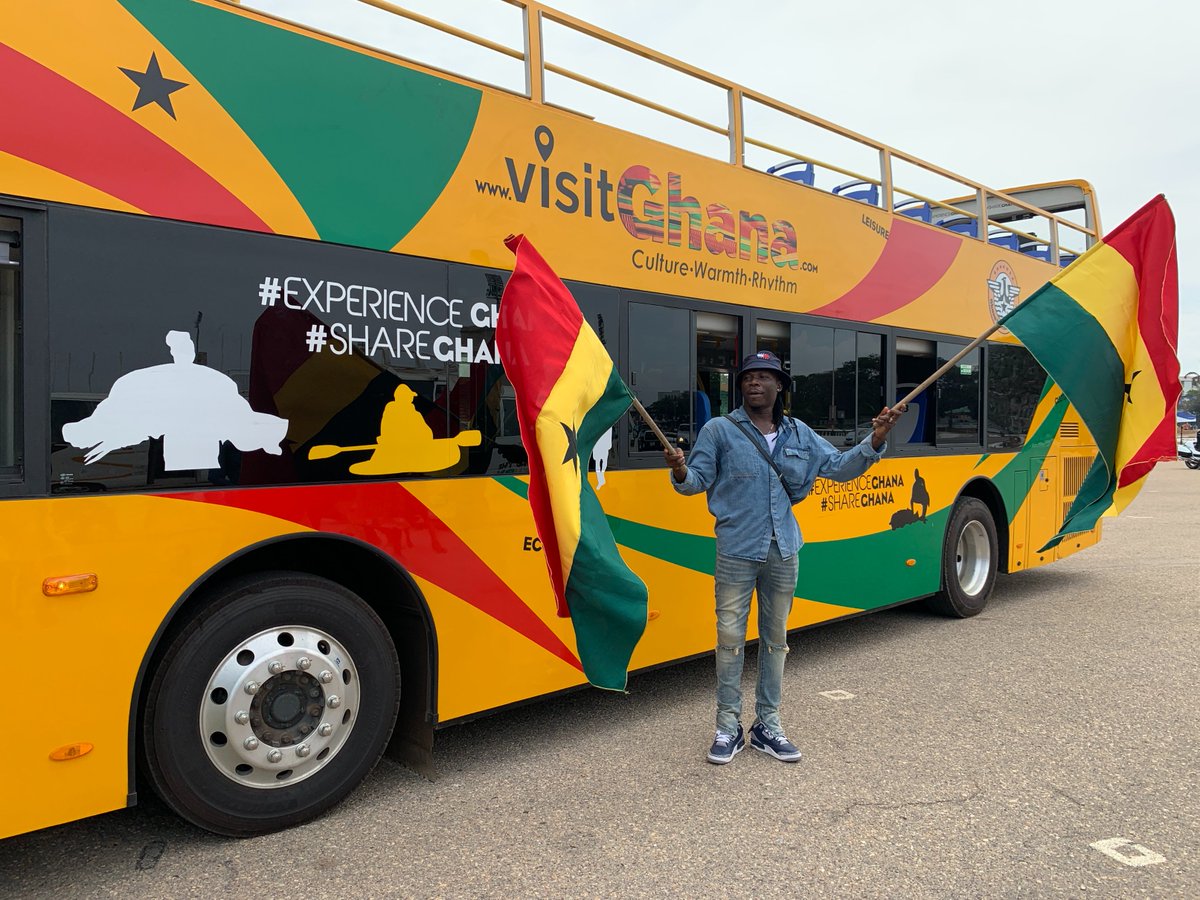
[{"xmin": 2, "ymin": 464, "xmax": 1197, "ymax": 899}]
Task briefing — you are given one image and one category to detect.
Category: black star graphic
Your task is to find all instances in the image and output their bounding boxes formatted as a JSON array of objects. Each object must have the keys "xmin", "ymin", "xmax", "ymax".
[
  {"xmin": 561, "ymin": 421, "xmax": 578, "ymax": 474},
  {"xmin": 119, "ymin": 53, "xmax": 188, "ymax": 119},
  {"xmin": 1124, "ymin": 370, "xmax": 1142, "ymax": 404}
]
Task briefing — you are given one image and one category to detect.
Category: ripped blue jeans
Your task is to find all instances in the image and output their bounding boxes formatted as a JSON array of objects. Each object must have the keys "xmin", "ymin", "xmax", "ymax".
[{"xmin": 714, "ymin": 541, "xmax": 799, "ymax": 736}]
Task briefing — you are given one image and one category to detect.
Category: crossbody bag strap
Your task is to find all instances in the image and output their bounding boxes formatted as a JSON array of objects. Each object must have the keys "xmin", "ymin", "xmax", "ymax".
[{"xmin": 724, "ymin": 415, "xmax": 788, "ymax": 487}]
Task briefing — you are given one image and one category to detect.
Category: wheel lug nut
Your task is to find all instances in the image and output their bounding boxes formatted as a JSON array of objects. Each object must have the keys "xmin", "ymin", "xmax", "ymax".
[
  {"xmin": 268, "ymin": 660, "xmax": 285, "ymax": 674},
  {"xmin": 243, "ymin": 737, "xmax": 259, "ymax": 751},
  {"xmin": 244, "ymin": 681, "xmax": 260, "ymax": 695},
  {"xmin": 327, "ymin": 695, "xmax": 341, "ymax": 709},
  {"xmin": 235, "ymin": 710, "xmax": 249, "ymax": 725},
  {"xmin": 297, "ymin": 657, "xmax": 312, "ymax": 671},
  {"xmin": 319, "ymin": 670, "xmax": 334, "ymax": 684},
  {"xmin": 318, "ymin": 723, "xmax": 333, "ymax": 737},
  {"xmin": 267, "ymin": 749, "xmax": 283, "ymax": 763},
  {"xmin": 296, "ymin": 745, "xmax": 311, "ymax": 758}
]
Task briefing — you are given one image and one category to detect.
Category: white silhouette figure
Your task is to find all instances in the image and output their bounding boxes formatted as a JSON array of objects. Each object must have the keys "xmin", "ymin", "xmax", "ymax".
[
  {"xmin": 592, "ymin": 426, "xmax": 613, "ymax": 488},
  {"xmin": 63, "ymin": 330, "xmax": 288, "ymax": 471}
]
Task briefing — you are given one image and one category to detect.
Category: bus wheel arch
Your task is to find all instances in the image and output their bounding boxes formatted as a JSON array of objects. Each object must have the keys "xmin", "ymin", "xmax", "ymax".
[
  {"xmin": 925, "ymin": 479, "xmax": 1005, "ymax": 618},
  {"xmin": 131, "ymin": 534, "xmax": 437, "ymax": 834}
]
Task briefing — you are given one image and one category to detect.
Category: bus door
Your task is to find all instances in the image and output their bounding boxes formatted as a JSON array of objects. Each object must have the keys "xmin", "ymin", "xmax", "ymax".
[{"xmin": 0, "ymin": 201, "xmax": 46, "ymax": 500}]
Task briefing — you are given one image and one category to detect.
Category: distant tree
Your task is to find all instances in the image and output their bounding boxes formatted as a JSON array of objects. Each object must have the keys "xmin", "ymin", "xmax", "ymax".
[{"xmin": 1180, "ymin": 387, "xmax": 1199, "ymax": 416}]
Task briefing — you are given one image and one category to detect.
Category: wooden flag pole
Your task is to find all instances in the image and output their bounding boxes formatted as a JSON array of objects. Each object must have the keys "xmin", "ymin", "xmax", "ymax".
[
  {"xmin": 631, "ymin": 397, "xmax": 675, "ymax": 451},
  {"xmin": 895, "ymin": 320, "xmax": 1006, "ymax": 410}
]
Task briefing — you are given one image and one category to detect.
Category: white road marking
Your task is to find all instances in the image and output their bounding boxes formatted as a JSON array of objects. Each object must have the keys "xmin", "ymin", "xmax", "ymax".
[
  {"xmin": 819, "ymin": 690, "xmax": 855, "ymax": 700},
  {"xmin": 1089, "ymin": 838, "xmax": 1166, "ymax": 867}
]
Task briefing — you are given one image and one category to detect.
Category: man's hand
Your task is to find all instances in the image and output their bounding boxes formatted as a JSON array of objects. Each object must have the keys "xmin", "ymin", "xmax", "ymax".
[
  {"xmin": 664, "ymin": 447, "xmax": 687, "ymax": 482},
  {"xmin": 870, "ymin": 404, "xmax": 907, "ymax": 450}
]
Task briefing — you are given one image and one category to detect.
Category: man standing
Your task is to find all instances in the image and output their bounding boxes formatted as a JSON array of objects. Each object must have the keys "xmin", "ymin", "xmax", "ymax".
[{"xmin": 664, "ymin": 350, "xmax": 902, "ymax": 764}]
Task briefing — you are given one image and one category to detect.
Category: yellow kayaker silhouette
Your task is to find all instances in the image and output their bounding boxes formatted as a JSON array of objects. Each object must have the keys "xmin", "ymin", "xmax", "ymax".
[{"xmin": 308, "ymin": 384, "xmax": 481, "ymax": 475}]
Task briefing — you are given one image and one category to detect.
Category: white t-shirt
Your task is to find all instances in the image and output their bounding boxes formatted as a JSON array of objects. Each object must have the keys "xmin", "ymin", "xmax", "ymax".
[{"xmin": 764, "ymin": 431, "xmax": 778, "ymax": 453}]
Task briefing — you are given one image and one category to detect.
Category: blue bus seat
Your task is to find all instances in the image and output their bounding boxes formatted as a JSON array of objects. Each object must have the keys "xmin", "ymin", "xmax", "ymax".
[
  {"xmin": 894, "ymin": 199, "xmax": 932, "ymax": 222},
  {"xmin": 936, "ymin": 215, "xmax": 978, "ymax": 238},
  {"xmin": 1019, "ymin": 241, "xmax": 1052, "ymax": 262},
  {"xmin": 766, "ymin": 159, "xmax": 815, "ymax": 186},
  {"xmin": 833, "ymin": 179, "xmax": 879, "ymax": 205},
  {"xmin": 988, "ymin": 230, "xmax": 1021, "ymax": 250}
]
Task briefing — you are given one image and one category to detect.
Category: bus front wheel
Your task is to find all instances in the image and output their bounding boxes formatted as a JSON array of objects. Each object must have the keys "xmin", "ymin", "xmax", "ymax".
[
  {"xmin": 142, "ymin": 571, "xmax": 401, "ymax": 837},
  {"xmin": 925, "ymin": 497, "xmax": 998, "ymax": 617}
]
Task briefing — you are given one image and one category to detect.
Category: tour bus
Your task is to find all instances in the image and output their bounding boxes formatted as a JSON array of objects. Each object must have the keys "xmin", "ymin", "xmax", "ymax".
[{"xmin": 1, "ymin": 0, "xmax": 1104, "ymax": 839}]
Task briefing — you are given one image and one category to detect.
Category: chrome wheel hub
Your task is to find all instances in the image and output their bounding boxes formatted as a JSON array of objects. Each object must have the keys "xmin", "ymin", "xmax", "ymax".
[
  {"xmin": 955, "ymin": 520, "xmax": 992, "ymax": 597},
  {"xmin": 202, "ymin": 626, "xmax": 359, "ymax": 788}
]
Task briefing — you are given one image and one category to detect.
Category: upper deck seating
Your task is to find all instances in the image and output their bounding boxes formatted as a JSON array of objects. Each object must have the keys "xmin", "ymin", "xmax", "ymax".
[
  {"xmin": 833, "ymin": 179, "xmax": 879, "ymax": 206},
  {"xmin": 988, "ymin": 229, "xmax": 1021, "ymax": 251},
  {"xmin": 766, "ymin": 159, "xmax": 815, "ymax": 186},
  {"xmin": 894, "ymin": 199, "xmax": 932, "ymax": 222},
  {"xmin": 1018, "ymin": 241, "xmax": 1079, "ymax": 267},
  {"xmin": 935, "ymin": 215, "xmax": 979, "ymax": 238}
]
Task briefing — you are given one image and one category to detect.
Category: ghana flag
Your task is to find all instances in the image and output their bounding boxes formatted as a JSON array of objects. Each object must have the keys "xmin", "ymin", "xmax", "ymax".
[
  {"xmin": 496, "ymin": 234, "xmax": 648, "ymax": 691},
  {"xmin": 1000, "ymin": 195, "xmax": 1179, "ymax": 550}
]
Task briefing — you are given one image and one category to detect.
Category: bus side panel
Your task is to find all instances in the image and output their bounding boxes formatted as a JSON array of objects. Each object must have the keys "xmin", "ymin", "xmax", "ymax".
[{"xmin": 0, "ymin": 495, "xmax": 309, "ymax": 840}]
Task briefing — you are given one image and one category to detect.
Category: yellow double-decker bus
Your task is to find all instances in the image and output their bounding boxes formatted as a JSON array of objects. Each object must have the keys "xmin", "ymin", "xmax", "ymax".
[{"xmin": 2, "ymin": 0, "xmax": 1104, "ymax": 838}]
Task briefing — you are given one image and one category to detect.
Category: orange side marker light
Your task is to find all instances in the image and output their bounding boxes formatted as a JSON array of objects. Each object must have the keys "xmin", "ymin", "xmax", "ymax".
[
  {"xmin": 42, "ymin": 573, "xmax": 98, "ymax": 596},
  {"xmin": 50, "ymin": 742, "xmax": 95, "ymax": 762},
  {"xmin": 905, "ymin": 559, "xmax": 916, "ymax": 567}
]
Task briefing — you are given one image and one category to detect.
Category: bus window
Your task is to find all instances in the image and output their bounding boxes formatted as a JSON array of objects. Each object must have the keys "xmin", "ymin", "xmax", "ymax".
[
  {"xmin": 754, "ymin": 319, "xmax": 789, "ymax": 370},
  {"xmin": 0, "ymin": 219, "xmax": 19, "ymax": 474},
  {"xmin": 936, "ymin": 342, "xmax": 981, "ymax": 445},
  {"xmin": 896, "ymin": 337, "xmax": 936, "ymax": 444},
  {"xmin": 790, "ymin": 323, "xmax": 879, "ymax": 446},
  {"xmin": 695, "ymin": 311, "xmax": 739, "ymax": 430},
  {"xmin": 628, "ymin": 302, "xmax": 689, "ymax": 453},
  {"xmin": 987, "ymin": 344, "xmax": 1046, "ymax": 449},
  {"xmin": 856, "ymin": 332, "xmax": 885, "ymax": 446}
]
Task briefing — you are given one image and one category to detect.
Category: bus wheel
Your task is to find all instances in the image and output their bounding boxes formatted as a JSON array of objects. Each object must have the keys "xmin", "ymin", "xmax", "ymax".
[
  {"xmin": 925, "ymin": 497, "xmax": 998, "ymax": 617},
  {"xmin": 142, "ymin": 571, "xmax": 400, "ymax": 836}
]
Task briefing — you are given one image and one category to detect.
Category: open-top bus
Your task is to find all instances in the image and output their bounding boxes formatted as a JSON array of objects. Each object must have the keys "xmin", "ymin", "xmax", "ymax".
[{"xmin": 2, "ymin": 0, "xmax": 1103, "ymax": 838}]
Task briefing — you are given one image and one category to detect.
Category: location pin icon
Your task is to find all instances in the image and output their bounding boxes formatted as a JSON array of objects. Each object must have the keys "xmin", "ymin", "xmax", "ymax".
[{"xmin": 534, "ymin": 125, "xmax": 554, "ymax": 162}]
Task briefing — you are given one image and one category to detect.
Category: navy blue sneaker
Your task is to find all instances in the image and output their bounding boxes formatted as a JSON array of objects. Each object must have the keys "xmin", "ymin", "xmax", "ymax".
[
  {"xmin": 706, "ymin": 725, "xmax": 744, "ymax": 764},
  {"xmin": 749, "ymin": 722, "xmax": 802, "ymax": 762}
]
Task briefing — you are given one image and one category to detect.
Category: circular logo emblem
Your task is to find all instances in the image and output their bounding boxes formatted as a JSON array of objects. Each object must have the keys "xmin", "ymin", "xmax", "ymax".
[{"xmin": 986, "ymin": 261, "xmax": 1020, "ymax": 334}]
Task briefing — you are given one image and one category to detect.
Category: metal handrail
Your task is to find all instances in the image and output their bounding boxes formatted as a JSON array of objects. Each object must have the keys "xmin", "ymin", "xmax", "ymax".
[{"xmin": 231, "ymin": 0, "xmax": 1098, "ymax": 257}]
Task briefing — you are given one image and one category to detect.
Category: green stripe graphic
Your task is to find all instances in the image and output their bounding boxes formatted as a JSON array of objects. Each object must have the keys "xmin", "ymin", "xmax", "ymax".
[{"xmin": 119, "ymin": 0, "xmax": 482, "ymax": 250}]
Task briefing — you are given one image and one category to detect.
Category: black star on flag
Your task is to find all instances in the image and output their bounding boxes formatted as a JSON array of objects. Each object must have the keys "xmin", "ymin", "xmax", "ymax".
[
  {"xmin": 1124, "ymin": 369, "xmax": 1141, "ymax": 404},
  {"xmin": 120, "ymin": 52, "xmax": 188, "ymax": 119},
  {"xmin": 561, "ymin": 421, "xmax": 578, "ymax": 474}
]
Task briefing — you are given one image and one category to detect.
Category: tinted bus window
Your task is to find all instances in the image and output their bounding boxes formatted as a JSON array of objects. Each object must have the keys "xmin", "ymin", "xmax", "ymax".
[
  {"xmin": 936, "ymin": 342, "xmax": 981, "ymax": 445},
  {"xmin": 0, "ymin": 261, "xmax": 16, "ymax": 472},
  {"xmin": 627, "ymin": 301, "xmax": 689, "ymax": 453},
  {"xmin": 988, "ymin": 344, "xmax": 1046, "ymax": 449}
]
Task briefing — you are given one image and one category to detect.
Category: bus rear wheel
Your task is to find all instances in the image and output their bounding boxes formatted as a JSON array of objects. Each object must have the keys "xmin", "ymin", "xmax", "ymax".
[
  {"xmin": 142, "ymin": 571, "xmax": 400, "ymax": 837},
  {"xmin": 925, "ymin": 497, "xmax": 998, "ymax": 618}
]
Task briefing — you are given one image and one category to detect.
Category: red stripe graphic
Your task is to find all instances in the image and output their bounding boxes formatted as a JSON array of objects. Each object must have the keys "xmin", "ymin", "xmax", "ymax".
[
  {"xmin": 0, "ymin": 44, "xmax": 270, "ymax": 233},
  {"xmin": 808, "ymin": 217, "xmax": 962, "ymax": 320},
  {"xmin": 164, "ymin": 483, "xmax": 583, "ymax": 672}
]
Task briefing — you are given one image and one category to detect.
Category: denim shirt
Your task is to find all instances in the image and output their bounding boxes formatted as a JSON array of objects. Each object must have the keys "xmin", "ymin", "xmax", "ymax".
[{"xmin": 671, "ymin": 407, "xmax": 885, "ymax": 561}]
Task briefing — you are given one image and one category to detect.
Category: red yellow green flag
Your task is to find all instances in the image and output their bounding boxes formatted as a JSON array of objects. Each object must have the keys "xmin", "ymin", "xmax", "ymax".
[
  {"xmin": 1000, "ymin": 195, "xmax": 1179, "ymax": 549},
  {"xmin": 495, "ymin": 234, "xmax": 648, "ymax": 691}
]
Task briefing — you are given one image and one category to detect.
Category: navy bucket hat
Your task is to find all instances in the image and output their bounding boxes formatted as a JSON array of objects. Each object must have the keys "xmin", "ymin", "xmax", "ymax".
[{"xmin": 737, "ymin": 350, "xmax": 785, "ymax": 383}]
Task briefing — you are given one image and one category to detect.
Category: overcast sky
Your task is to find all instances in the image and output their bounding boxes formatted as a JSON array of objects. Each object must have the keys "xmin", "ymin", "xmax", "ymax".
[{"xmin": 245, "ymin": 0, "xmax": 1198, "ymax": 378}]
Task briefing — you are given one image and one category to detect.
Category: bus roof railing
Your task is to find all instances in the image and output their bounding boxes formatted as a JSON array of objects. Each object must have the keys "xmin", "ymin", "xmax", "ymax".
[{"xmin": 228, "ymin": 0, "xmax": 1099, "ymax": 261}]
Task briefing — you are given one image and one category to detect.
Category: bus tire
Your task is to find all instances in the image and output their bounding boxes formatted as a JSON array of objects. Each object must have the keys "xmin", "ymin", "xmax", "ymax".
[
  {"xmin": 925, "ymin": 497, "xmax": 998, "ymax": 618},
  {"xmin": 142, "ymin": 571, "xmax": 401, "ymax": 837}
]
